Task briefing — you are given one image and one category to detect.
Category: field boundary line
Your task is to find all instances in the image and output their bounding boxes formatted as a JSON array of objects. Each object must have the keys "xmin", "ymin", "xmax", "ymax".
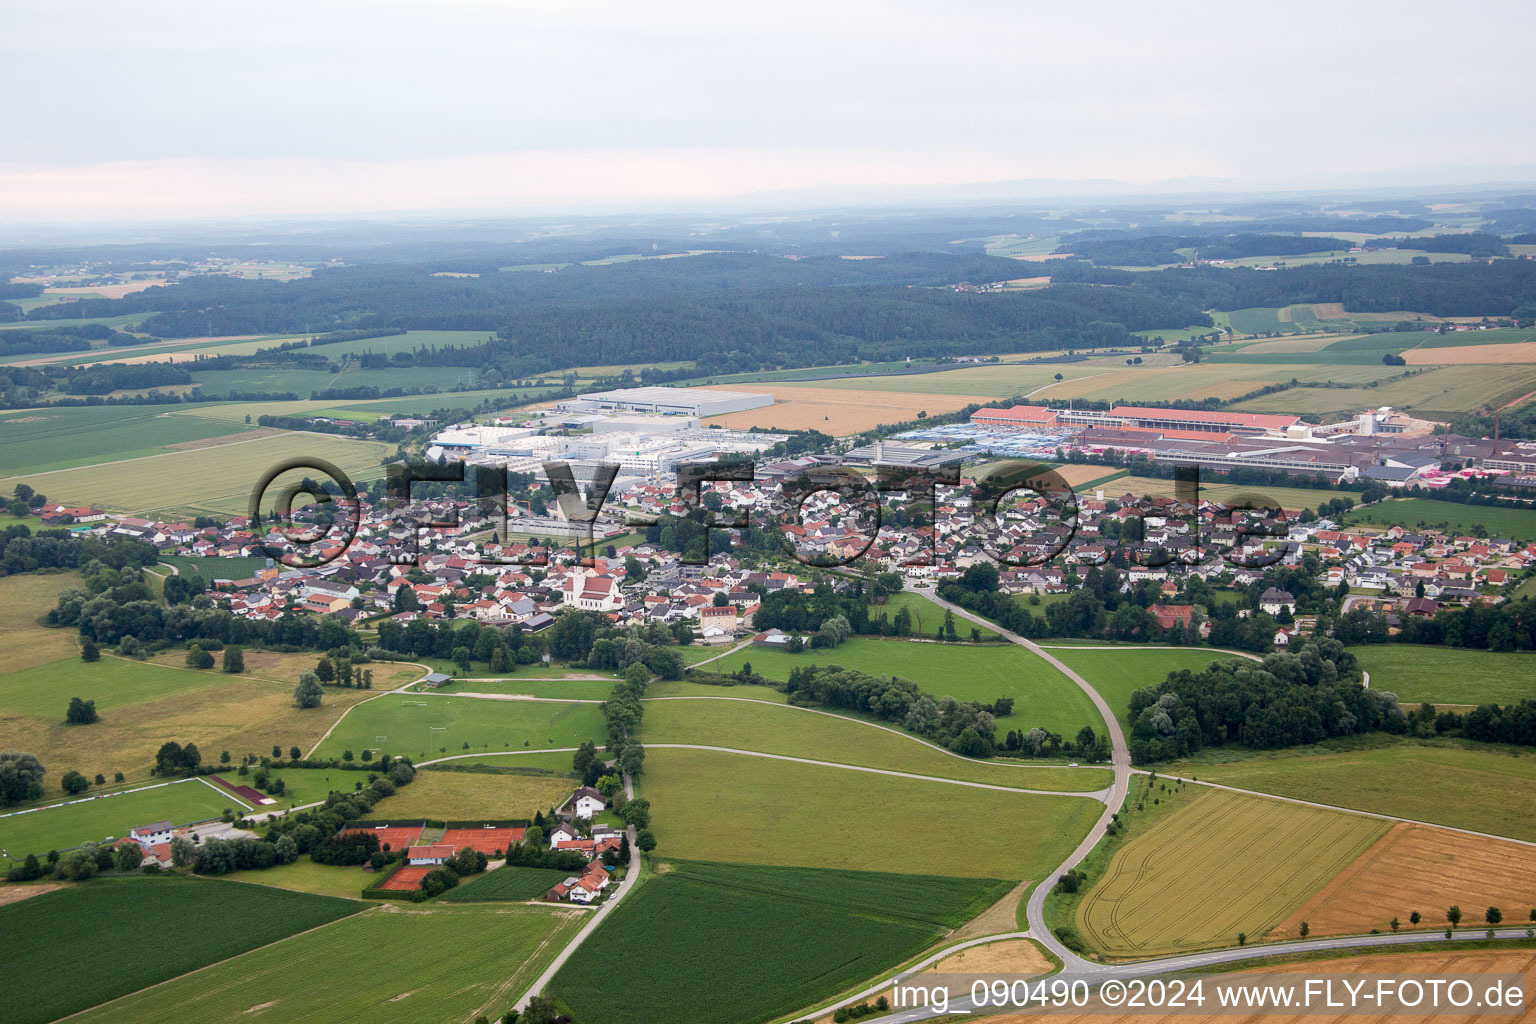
[
  {"xmin": 642, "ymin": 744, "xmax": 1109, "ymax": 799},
  {"xmin": 196, "ymin": 775, "xmax": 254, "ymax": 811},
  {"xmin": 1147, "ymin": 772, "xmax": 1536, "ymax": 849},
  {"xmin": 47, "ymin": 889, "xmax": 376, "ymax": 1024},
  {"xmin": 642, "ymin": 695, "xmax": 1114, "ymax": 778}
]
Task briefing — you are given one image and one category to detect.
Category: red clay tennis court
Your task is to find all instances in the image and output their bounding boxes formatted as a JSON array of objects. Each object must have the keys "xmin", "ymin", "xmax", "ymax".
[
  {"xmin": 441, "ymin": 826, "xmax": 525, "ymax": 854},
  {"xmin": 378, "ymin": 866, "xmax": 432, "ymax": 891},
  {"xmin": 344, "ymin": 824, "xmax": 424, "ymax": 851}
]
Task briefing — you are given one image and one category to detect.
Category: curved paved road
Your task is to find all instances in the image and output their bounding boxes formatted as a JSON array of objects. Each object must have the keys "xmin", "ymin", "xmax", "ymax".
[{"xmin": 917, "ymin": 589, "xmax": 1131, "ymax": 968}]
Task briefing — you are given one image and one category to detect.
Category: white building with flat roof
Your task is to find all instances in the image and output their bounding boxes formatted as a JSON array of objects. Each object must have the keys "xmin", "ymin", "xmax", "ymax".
[{"xmin": 559, "ymin": 386, "xmax": 773, "ymax": 418}]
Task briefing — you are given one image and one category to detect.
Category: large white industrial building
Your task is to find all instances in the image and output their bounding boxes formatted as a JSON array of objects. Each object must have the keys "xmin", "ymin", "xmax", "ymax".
[{"xmin": 558, "ymin": 386, "xmax": 773, "ymax": 418}]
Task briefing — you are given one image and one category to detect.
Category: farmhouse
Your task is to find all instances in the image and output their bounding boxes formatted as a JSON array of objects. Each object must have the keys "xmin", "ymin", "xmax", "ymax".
[
  {"xmin": 406, "ymin": 844, "xmax": 456, "ymax": 866},
  {"xmin": 569, "ymin": 863, "xmax": 611, "ymax": 904},
  {"xmin": 1259, "ymin": 588, "xmax": 1296, "ymax": 615}
]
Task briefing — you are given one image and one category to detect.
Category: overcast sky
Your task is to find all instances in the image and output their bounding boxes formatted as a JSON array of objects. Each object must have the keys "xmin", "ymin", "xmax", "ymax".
[{"xmin": 3, "ymin": 0, "xmax": 1534, "ymax": 222}]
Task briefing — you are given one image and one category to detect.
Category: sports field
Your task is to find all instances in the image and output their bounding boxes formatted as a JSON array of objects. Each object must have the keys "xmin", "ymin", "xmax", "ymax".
[
  {"xmin": 312, "ymin": 693, "xmax": 607, "ymax": 761},
  {"xmin": 0, "ymin": 778, "xmax": 243, "ymax": 862},
  {"xmin": 638, "ymin": 746, "xmax": 1103, "ymax": 878},
  {"xmin": 640, "ymin": 696, "xmax": 1111, "ymax": 791},
  {"xmin": 1273, "ymin": 821, "xmax": 1536, "ymax": 938},
  {"xmin": 375, "ymin": 767, "xmax": 574, "ymax": 818},
  {"xmin": 66, "ymin": 902, "xmax": 584, "ymax": 1024},
  {"xmin": 1175, "ymin": 738, "xmax": 1536, "ymax": 842},
  {"xmin": 1045, "ymin": 646, "xmax": 1254, "ymax": 729},
  {"xmin": 1077, "ymin": 788, "xmax": 1387, "ymax": 954},
  {"xmin": 0, "ymin": 431, "xmax": 396, "ymax": 517},
  {"xmin": 709, "ymin": 636, "xmax": 1107, "ymax": 741},
  {"xmin": 0, "ymin": 876, "xmax": 362, "ymax": 1024},
  {"xmin": 1348, "ymin": 645, "xmax": 1536, "ymax": 706},
  {"xmin": 551, "ymin": 860, "xmax": 1010, "ymax": 1024},
  {"xmin": 1342, "ymin": 497, "xmax": 1536, "ymax": 542}
]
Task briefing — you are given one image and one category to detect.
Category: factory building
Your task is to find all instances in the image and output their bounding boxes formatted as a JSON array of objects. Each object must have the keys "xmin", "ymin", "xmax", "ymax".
[{"xmin": 558, "ymin": 386, "xmax": 773, "ymax": 418}]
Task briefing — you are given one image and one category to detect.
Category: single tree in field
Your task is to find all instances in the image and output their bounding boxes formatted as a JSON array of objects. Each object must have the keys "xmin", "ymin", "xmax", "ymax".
[
  {"xmin": 222, "ymin": 645, "xmax": 244, "ymax": 673},
  {"xmin": 60, "ymin": 769, "xmax": 90, "ymax": 794},
  {"xmin": 289, "ymin": 746, "xmax": 301, "ymax": 760},
  {"xmin": 1389, "ymin": 917, "xmax": 1399, "ymax": 932},
  {"xmin": 80, "ymin": 639, "xmax": 100, "ymax": 662},
  {"xmin": 1486, "ymin": 906, "xmax": 1502, "ymax": 925},
  {"xmin": 65, "ymin": 697, "xmax": 99, "ymax": 725},
  {"xmin": 1410, "ymin": 911, "xmax": 1421, "ymax": 925},
  {"xmin": 1237, "ymin": 932, "xmax": 1246, "ymax": 946},
  {"xmin": 1447, "ymin": 905, "xmax": 1462, "ymax": 929},
  {"xmin": 1299, "ymin": 921, "xmax": 1309, "ymax": 938},
  {"xmin": 314, "ymin": 657, "xmax": 334, "ymax": 683},
  {"xmin": 293, "ymin": 672, "xmax": 324, "ymax": 709}
]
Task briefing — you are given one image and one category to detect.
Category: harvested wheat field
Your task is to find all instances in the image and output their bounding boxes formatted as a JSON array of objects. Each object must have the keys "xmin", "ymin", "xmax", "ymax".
[
  {"xmin": 1077, "ymin": 788, "xmax": 1387, "ymax": 955},
  {"xmin": 1273, "ymin": 822, "xmax": 1536, "ymax": 939},
  {"xmin": 1404, "ymin": 342, "xmax": 1536, "ymax": 365},
  {"xmin": 700, "ymin": 385, "xmax": 988, "ymax": 434},
  {"xmin": 979, "ymin": 948, "xmax": 1536, "ymax": 1023}
]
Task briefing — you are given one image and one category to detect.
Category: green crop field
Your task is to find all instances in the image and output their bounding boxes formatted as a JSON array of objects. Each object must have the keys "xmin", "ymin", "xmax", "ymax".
[
  {"xmin": 640, "ymin": 696, "xmax": 1110, "ymax": 791},
  {"xmin": 551, "ymin": 860, "xmax": 1009, "ymax": 1024},
  {"xmin": 1342, "ymin": 498, "xmax": 1536, "ymax": 541},
  {"xmin": 313, "ymin": 693, "xmax": 606, "ymax": 761},
  {"xmin": 0, "ymin": 431, "xmax": 397, "ymax": 518},
  {"xmin": 709, "ymin": 636, "xmax": 1106, "ymax": 742},
  {"xmin": 66, "ymin": 902, "xmax": 583, "ymax": 1024},
  {"xmin": 1077, "ymin": 788, "xmax": 1386, "ymax": 955},
  {"xmin": 160, "ymin": 552, "xmax": 271, "ymax": 580},
  {"xmin": 1349, "ymin": 645, "xmax": 1536, "ymax": 706},
  {"xmin": 0, "ymin": 876, "xmax": 362, "ymax": 1024},
  {"xmin": 1234, "ymin": 364, "xmax": 1536, "ymax": 417},
  {"xmin": 1170, "ymin": 736, "xmax": 1536, "ymax": 841},
  {"xmin": 0, "ymin": 405, "xmax": 246, "ymax": 476},
  {"xmin": 223, "ymin": 855, "xmax": 379, "ymax": 899},
  {"xmin": 639, "ymin": 746, "xmax": 1102, "ymax": 878},
  {"xmin": 1046, "ymin": 646, "xmax": 1253, "ymax": 729},
  {"xmin": 0, "ymin": 778, "xmax": 244, "ymax": 862},
  {"xmin": 440, "ymin": 864, "xmax": 572, "ymax": 901}
]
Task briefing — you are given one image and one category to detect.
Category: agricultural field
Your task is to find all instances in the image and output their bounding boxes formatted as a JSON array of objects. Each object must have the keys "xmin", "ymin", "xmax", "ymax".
[
  {"xmin": 708, "ymin": 636, "xmax": 1107, "ymax": 742},
  {"xmin": 1342, "ymin": 497, "xmax": 1536, "ymax": 542},
  {"xmin": 0, "ymin": 649, "xmax": 379, "ymax": 793},
  {"xmin": 375, "ymin": 767, "xmax": 574, "ymax": 818},
  {"xmin": 1172, "ymin": 737, "xmax": 1536, "ymax": 842},
  {"xmin": 0, "ymin": 572, "xmax": 83, "ymax": 673},
  {"xmin": 1077, "ymin": 788, "xmax": 1387, "ymax": 955},
  {"xmin": 1233, "ymin": 363, "xmax": 1536, "ymax": 417},
  {"xmin": 795, "ymin": 358, "xmax": 1129, "ymax": 398},
  {"xmin": 223, "ymin": 855, "xmax": 380, "ymax": 900},
  {"xmin": 1272, "ymin": 822, "xmax": 1536, "ymax": 939},
  {"xmin": 311, "ymin": 692, "xmax": 607, "ymax": 761},
  {"xmin": 1348, "ymin": 645, "xmax": 1536, "ymax": 706},
  {"xmin": 0, "ymin": 405, "xmax": 248, "ymax": 476},
  {"xmin": 1046, "ymin": 646, "xmax": 1254, "ymax": 729},
  {"xmin": 0, "ymin": 431, "xmax": 397, "ymax": 518},
  {"xmin": 698, "ymin": 384, "xmax": 989, "ymax": 434},
  {"xmin": 0, "ymin": 875, "xmax": 362, "ymax": 1024},
  {"xmin": 0, "ymin": 778, "xmax": 243, "ymax": 863},
  {"xmin": 641, "ymin": 696, "xmax": 1110, "ymax": 791},
  {"xmin": 66, "ymin": 902, "xmax": 585, "ymax": 1024},
  {"xmin": 419, "ymin": 677, "xmax": 616, "ymax": 699},
  {"xmin": 440, "ymin": 864, "xmax": 572, "ymax": 901},
  {"xmin": 867, "ymin": 590, "xmax": 999, "ymax": 637},
  {"xmin": 550, "ymin": 859, "xmax": 1009, "ymax": 1024},
  {"xmin": 638, "ymin": 746, "xmax": 1103, "ymax": 878}
]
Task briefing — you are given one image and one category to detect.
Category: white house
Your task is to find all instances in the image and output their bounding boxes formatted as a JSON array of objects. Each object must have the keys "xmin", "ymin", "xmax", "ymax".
[
  {"xmin": 407, "ymin": 844, "xmax": 455, "ymax": 866},
  {"xmin": 563, "ymin": 572, "xmax": 623, "ymax": 612},
  {"xmin": 547, "ymin": 823, "xmax": 580, "ymax": 848},
  {"xmin": 1259, "ymin": 588, "xmax": 1295, "ymax": 616},
  {"xmin": 128, "ymin": 820, "xmax": 173, "ymax": 847},
  {"xmin": 564, "ymin": 786, "xmax": 606, "ymax": 819}
]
